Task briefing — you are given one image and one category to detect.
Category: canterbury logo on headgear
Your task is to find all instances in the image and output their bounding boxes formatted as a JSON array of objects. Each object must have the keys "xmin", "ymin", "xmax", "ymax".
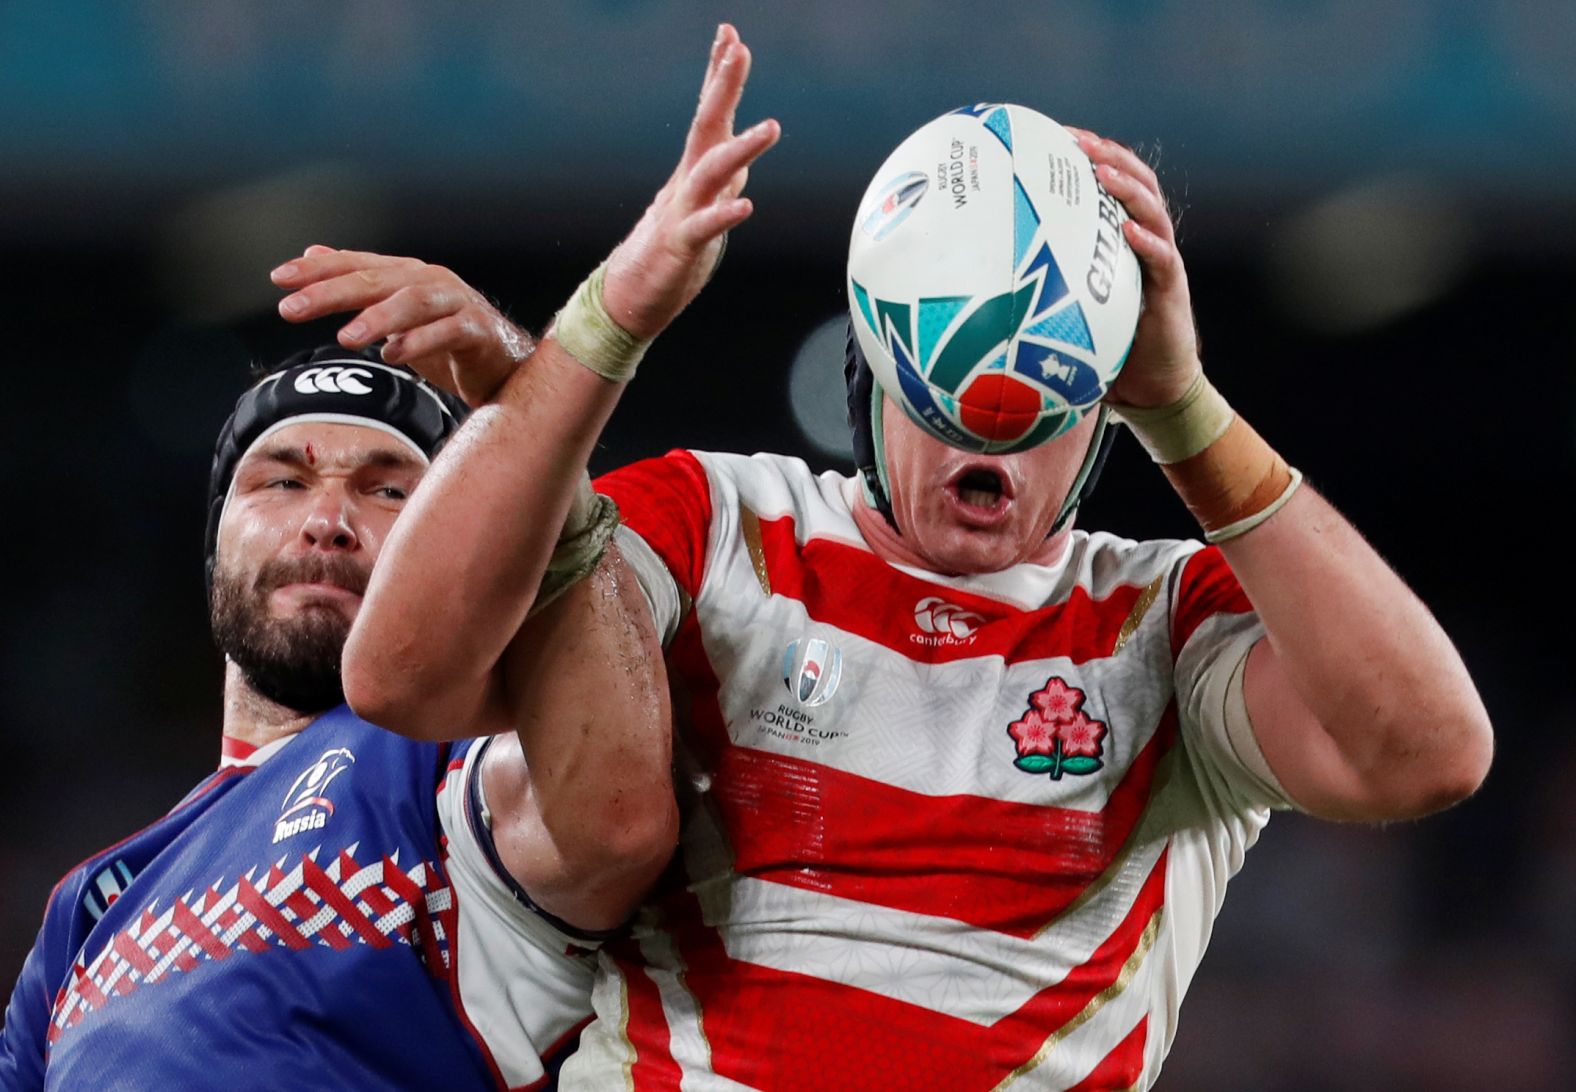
[
  {"xmin": 293, "ymin": 366, "xmax": 374, "ymax": 396},
  {"xmin": 204, "ymin": 347, "xmax": 469, "ymax": 595}
]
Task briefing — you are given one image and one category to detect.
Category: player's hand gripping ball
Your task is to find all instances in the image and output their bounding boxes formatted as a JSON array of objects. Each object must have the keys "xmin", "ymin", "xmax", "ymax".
[{"xmin": 847, "ymin": 104, "xmax": 1142, "ymax": 453}]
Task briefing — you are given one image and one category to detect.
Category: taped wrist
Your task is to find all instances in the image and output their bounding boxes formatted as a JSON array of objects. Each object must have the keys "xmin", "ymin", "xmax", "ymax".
[
  {"xmin": 1111, "ymin": 372, "xmax": 1234, "ymax": 464},
  {"xmin": 551, "ymin": 261, "xmax": 651, "ymax": 383},
  {"xmin": 531, "ymin": 473, "xmax": 622, "ymax": 614},
  {"xmin": 1115, "ymin": 375, "xmax": 1303, "ymax": 543}
]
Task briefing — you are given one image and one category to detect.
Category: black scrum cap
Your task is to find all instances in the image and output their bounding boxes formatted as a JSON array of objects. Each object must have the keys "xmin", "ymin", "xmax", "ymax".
[{"xmin": 203, "ymin": 345, "xmax": 466, "ymax": 590}]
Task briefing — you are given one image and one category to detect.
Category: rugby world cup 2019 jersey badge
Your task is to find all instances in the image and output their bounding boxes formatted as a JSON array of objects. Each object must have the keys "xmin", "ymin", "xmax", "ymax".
[
  {"xmin": 83, "ymin": 860, "xmax": 136, "ymax": 922},
  {"xmin": 1007, "ymin": 677, "xmax": 1108, "ymax": 781},
  {"xmin": 746, "ymin": 638, "xmax": 848, "ymax": 750},
  {"xmin": 273, "ymin": 747, "xmax": 356, "ymax": 844},
  {"xmin": 782, "ymin": 638, "xmax": 842, "ymax": 708}
]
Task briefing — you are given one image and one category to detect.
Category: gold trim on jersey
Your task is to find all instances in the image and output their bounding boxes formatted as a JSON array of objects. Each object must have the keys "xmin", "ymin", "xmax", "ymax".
[
  {"xmin": 1031, "ymin": 839, "xmax": 1144, "ymax": 940},
  {"xmin": 740, "ymin": 506, "xmax": 773, "ymax": 597},
  {"xmin": 618, "ymin": 971, "xmax": 636, "ymax": 1092},
  {"xmin": 1112, "ymin": 574, "xmax": 1165, "ymax": 656},
  {"xmin": 992, "ymin": 908, "xmax": 1164, "ymax": 1089}
]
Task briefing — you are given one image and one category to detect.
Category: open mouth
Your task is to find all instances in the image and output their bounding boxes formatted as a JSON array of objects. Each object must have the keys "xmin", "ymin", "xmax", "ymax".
[{"xmin": 947, "ymin": 466, "xmax": 1013, "ymax": 522}]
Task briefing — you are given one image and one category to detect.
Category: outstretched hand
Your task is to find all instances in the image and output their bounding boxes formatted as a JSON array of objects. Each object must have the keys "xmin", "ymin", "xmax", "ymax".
[
  {"xmin": 598, "ymin": 24, "xmax": 780, "ymax": 342},
  {"xmin": 1066, "ymin": 128, "xmax": 1202, "ymax": 408},
  {"xmin": 271, "ymin": 247, "xmax": 534, "ymax": 407}
]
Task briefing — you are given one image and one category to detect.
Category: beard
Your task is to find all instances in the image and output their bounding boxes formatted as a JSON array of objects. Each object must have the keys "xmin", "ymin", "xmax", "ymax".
[{"xmin": 210, "ymin": 552, "xmax": 370, "ymax": 714}]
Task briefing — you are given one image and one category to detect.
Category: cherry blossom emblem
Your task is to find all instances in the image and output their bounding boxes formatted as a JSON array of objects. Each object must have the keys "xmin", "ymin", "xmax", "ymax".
[{"xmin": 1007, "ymin": 677, "xmax": 1108, "ymax": 780}]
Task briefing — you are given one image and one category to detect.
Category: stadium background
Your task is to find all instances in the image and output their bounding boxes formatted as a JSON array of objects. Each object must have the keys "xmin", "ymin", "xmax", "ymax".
[{"xmin": 2, "ymin": 3, "xmax": 1571, "ymax": 1087}]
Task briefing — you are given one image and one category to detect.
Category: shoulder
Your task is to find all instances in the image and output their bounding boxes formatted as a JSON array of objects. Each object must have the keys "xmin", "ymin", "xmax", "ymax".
[
  {"xmin": 1065, "ymin": 529, "xmax": 1205, "ymax": 598},
  {"xmin": 690, "ymin": 450, "xmax": 849, "ymax": 509},
  {"xmin": 687, "ymin": 450, "xmax": 860, "ymax": 544}
]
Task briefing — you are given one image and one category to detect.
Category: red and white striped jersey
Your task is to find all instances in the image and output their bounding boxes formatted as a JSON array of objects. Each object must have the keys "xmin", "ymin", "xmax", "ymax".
[{"xmin": 574, "ymin": 449, "xmax": 1294, "ymax": 1091}]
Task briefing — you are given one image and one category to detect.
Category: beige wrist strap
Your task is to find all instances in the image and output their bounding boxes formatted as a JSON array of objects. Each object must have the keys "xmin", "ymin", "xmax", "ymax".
[
  {"xmin": 1110, "ymin": 372, "xmax": 1234, "ymax": 465},
  {"xmin": 1115, "ymin": 374, "xmax": 1304, "ymax": 543},
  {"xmin": 530, "ymin": 472, "xmax": 621, "ymax": 614},
  {"xmin": 551, "ymin": 261, "xmax": 651, "ymax": 383}
]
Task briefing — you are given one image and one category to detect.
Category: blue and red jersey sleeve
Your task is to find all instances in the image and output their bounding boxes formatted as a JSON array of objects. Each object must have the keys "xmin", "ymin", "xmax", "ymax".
[{"xmin": 2, "ymin": 868, "xmax": 90, "ymax": 1091}]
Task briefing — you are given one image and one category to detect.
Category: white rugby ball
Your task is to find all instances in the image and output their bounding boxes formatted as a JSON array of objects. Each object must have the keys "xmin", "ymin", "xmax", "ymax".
[{"xmin": 847, "ymin": 104, "xmax": 1142, "ymax": 452}]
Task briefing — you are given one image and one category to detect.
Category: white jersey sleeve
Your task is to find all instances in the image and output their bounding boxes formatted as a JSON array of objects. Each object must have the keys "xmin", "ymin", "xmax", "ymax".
[
  {"xmin": 1168, "ymin": 544, "xmax": 1298, "ymax": 813},
  {"xmin": 436, "ymin": 738, "xmax": 598, "ymax": 1087},
  {"xmin": 613, "ymin": 526, "xmax": 686, "ymax": 647},
  {"xmin": 596, "ymin": 450, "xmax": 716, "ymax": 649}
]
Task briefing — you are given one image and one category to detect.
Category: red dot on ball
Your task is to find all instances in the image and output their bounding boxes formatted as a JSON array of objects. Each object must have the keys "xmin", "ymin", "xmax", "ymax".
[{"xmin": 958, "ymin": 374, "xmax": 1041, "ymax": 441}]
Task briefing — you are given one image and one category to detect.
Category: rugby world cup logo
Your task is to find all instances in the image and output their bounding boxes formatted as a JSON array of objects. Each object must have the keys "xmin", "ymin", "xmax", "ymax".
[
  {"xmin": 782, "ymin": 638, "xmax": 843, "ymax": 708},
  {"xmin": 860, "ymin": 170, "xmax": 929, "ymax": 242}
]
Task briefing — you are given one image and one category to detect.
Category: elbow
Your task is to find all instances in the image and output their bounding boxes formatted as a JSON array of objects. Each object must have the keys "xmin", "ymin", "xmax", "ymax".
[
  {"xmin": 1367, "ymin": 704, "xmax": 1494, "ymax": 820},
  {"xmin": 551, "ymin": 792, "xmax": 680, "ymax": 930},
  {"xmin": 1432, "ymin": 705, "xmax": 1495, "ymax": 807},
  {"xmin": 588, "ymin": 792, "xmax": 681, "ymax": 886},
  {"xmin": 341, "ymin": 627, "xmax": 448, "ymax": 741}
]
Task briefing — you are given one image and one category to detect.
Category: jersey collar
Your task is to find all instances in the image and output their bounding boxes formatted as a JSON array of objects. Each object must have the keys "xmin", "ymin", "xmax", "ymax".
[{"xmin": 218, "ymin": 731, "xmax": 300, "ymax": 771}]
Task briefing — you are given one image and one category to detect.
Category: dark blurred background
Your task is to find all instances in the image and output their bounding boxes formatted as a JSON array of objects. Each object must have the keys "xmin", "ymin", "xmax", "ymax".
[{"xmin": 3, "ymin": 3, "xmax": 1572, "ymax": 1088}]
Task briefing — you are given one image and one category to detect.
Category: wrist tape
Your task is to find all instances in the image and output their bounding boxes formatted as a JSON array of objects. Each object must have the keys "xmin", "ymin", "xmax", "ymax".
[
  {"xmin": 551, "ymin": 261, "xmax": 651, "ymax": 383},
  {"xmin": 531, "ymin": 473, "xmax": 621, "ymax": 614},
  {"xmin": 1115, "ymin": 374, "xmax": 1303, "ymax": 543}
]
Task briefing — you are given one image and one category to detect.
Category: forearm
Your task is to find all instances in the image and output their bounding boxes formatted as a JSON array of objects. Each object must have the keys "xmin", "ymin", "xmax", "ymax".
[
  {"xmin": 344, "ymin": 339, "xmax": 623, "ymax": 738},
  {"xmin": 486, "ymin": 547, "xmax": 677, "ymax": 929}
]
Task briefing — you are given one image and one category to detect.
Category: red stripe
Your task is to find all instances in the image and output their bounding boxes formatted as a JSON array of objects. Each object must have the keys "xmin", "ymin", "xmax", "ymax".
[
  {"xmin": 989, "ymin": 848, "xmax": 1166, "ymax": 1051},
  {"xmin": 219, "ymin": 735, "xmax": 258, "ymax": 763},
  {"xmin": 755, "ymin": 515, "xmax": 1154, "ymax": 665},
  {"xmin": 111, "ymin": 931, "xmax": 156, "ymax": 977},
  {"xmin": 284, "ymin": 889, "xmax": 322, "ymax": 929},
  {"xmin": 378, "ymin": 855, "xmax": 438, "ymax": 969},
  {"xmin": 235, "ymin": 928, "xmax": 271, "ymax": 953},
  {"xmin": 236, "ymin": 876, "xmax": 311, "ymax": 950},
  {"xmin": 610, "ymin": 939, "xmax": 683, "ymax": 1090},
  {"xmin": 652, "ymin": 846, "xmax": 1168, "ymax": 1090},
  {"xmin": 1171, "ymin": 545, "xmax": 1252, "ymax": 654},
  {"xmin": 1067, "ymin": 1015, "xmax": 1149, "ymax": 1091},
  {"xmin": 172, "ymin": 900, "xmax": 232, "ymax": 961},
  {"xmin": 715, "ymin": 717, "xmax": 1171, "ymax": 938},
  {"xmin": 213, "ymin": 904, "xmax": 244, "ymax": 934},
  {"xmin": 359, "ymin": 882, "xmax": 399, "ymax": 918},
  {"xmin": 595, "ymin": 450, "xmax": 713, "ymax": 600},
  {"xmin": 74, "ymin": 972, "xmax": 107, "ymax": 1011},
  {"xmin": 670, "ymin": 615, "xmax": 1177, "ymax": 939},
  {"xmin": 303, "ymin": 856, "xmax": 392, "ymax": 948}
]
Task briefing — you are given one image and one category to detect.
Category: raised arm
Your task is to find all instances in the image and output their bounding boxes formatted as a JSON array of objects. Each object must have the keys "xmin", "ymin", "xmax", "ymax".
[
  {"xmin": 275, "ymin": 24, "xmax": 778, "ymax": 926},
  {"xmin": 1077, "ymin": 129, "xmax": 1493, "ymax": 822}
]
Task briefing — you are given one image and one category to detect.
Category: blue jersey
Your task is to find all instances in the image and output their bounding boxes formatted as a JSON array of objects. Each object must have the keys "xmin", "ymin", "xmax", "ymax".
[{"xmin": 1, "ymin": 707, "xmax": 595, "ymax": 1090}]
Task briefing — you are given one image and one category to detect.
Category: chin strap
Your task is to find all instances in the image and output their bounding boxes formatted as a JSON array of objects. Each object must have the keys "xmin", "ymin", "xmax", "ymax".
[
  {"xmin": 845, "ymin": 319, "xmax": 1116, "ymax": 537},
  {"xmin": 1048, "ymin": 405, "xmax": 1115, "ymax": 534}
]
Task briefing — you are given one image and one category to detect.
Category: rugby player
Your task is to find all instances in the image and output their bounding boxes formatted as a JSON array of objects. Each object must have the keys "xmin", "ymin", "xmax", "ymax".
[
  {"xmin": 1, "ymin": 257, "xmax": 681, "ymax": 1087},
  {"xmin": 323, "ymin": 25, "xmax": 1491, "ymax": 1090}
]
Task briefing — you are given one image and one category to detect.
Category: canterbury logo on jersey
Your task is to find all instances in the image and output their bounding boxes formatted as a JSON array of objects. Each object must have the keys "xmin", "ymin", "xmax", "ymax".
[
  {"xmin": 293, "ymin": 366, "xmax": 374, "ymax": 395},
  {"xmin": 912, "ymin": 596, "xmax": 983, "ymax": 645}
]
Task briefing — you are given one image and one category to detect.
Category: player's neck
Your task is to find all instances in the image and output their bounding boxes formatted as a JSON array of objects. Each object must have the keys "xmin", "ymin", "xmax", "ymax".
[{"xmin": 220, "ymin": 662, "xmax": 319, "ymax": 751}]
